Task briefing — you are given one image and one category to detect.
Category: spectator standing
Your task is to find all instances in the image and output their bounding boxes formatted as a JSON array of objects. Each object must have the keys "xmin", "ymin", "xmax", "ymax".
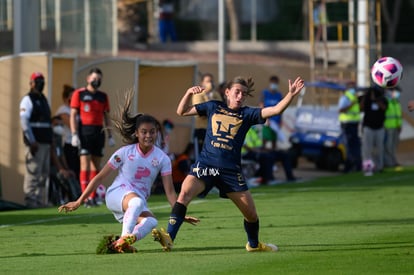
[
  {"xmin": 259, "ymin": 75, "xmax": 286, "ymax": 146},
  {"xmin": 158, "ymin": 0, "xmax": 177, "ymax": 43},
  {"xmin": 19, "ymin": 72, "xmax": 53, "ymax": 208},
  {"xmin": 314, "ymin": 0, "xmax": 329, "ymax": 42},
  {"xmin": 384, "ymin": 87, "xmax": 403, "ymax": 168},
  {"xmin": 361, "ymin": 86, "xmax": 388, "ymax": 175},
  {"xmin": 338, "ymin": 83, "xmax": 362, "ymax": 172},
  {"xmin": 70, "ymin": 68, "xmax": 115, "ymax": 207},
  {"xmin": 55, "ymin": 84, "xmax": 80, "ymax": 178}
]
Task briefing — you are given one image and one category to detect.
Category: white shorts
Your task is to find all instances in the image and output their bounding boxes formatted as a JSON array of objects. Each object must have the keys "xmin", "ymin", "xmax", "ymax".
[{"xmin": 105, "ymin": 186, "xmax": 150, "ymax": 223}]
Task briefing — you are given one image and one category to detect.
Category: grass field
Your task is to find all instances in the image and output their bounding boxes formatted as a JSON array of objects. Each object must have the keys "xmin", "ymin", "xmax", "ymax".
[{"xmin": 1, "ymin": 168, "xmax": 414, "ymax": 275}]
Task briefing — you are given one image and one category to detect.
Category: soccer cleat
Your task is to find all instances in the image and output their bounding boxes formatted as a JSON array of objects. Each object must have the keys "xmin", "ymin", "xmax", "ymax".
[
  {"xmin": 111, "ymin": 234, "xmax": 137, "ymax": 253},
  {"xmin": 246, "ymin": 242, "xmax": 278, "ymax": 252},
  {"xmin": 152, "ymin": 228, "xmax": 173, "ymax": 251}
]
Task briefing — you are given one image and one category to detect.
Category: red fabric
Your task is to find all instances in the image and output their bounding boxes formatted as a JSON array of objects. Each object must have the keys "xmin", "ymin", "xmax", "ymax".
[
  {"xmin": 30, "ymin": 72, "xmax": 44, "ymax": 81},
  {"xmin": 70, "ymin": 88, "xmax": 110, "ymax": 126},
  {"xmin": 172, "ymin": 154, "xmax": 189, "ymax": 183},
  {"xmin": 80, "ymin": 170, "xmax": 89, "ymax": 192},
  {"xmin": 88, "ymin": 170, "xmax": 99, "ymax": 198}
]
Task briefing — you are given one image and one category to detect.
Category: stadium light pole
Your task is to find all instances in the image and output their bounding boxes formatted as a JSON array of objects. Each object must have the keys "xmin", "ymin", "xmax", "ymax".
[{"xmin": 218, "ymin": 0, "xmax": 226, "ymax": 84}]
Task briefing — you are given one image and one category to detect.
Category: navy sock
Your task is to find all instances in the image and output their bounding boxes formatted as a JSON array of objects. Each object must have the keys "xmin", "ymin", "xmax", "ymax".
[
  {"xmin": 244, "ymin": 219, "xmax": 259, "ymax": 248},
  {"xmin": 167, "ymin": 202, "xmax": 187, "ymax": 241}
]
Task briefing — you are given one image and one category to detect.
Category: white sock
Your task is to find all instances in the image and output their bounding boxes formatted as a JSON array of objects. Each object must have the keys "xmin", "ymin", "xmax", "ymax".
[
  {"xmin": 121, "ymin": 197, "xmax": 144, "ymax": 236},
  {"xmin": 132, "ymin": 217, "xmax": 158, "ymax": 241}
]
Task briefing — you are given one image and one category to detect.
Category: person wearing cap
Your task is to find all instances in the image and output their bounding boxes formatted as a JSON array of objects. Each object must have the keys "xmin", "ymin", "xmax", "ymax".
[
  {"xmin": 19, "ymin": 72, "xmax": 53, "ymax": 208},
  {"xmin": 70, "ymin": 67, "xmax": 115, "ymax": 207}
]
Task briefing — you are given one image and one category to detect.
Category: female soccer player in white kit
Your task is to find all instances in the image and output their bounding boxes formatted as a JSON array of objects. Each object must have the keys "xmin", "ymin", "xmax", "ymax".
[{"xmin": 59, "ymin": 92, "xmax": 199, "ymax": 253}]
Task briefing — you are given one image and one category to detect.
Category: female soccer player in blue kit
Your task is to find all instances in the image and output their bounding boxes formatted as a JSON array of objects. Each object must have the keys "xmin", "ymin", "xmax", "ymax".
[{"xmin": 152, "ymin": 75, "xmax": 304, "ymax": 252}]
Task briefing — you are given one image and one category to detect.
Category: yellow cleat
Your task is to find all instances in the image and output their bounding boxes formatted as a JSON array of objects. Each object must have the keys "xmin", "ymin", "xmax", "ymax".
[
  {"xmin": 246, "ymin": 242, "xmax": 278, "ymax": 252},
  {"xmin": 112, "ymin": 234, "xmax": 137, "ymax": 253},
  {"xmin": 152, "ymin": 228, "xmax": 173, "ymax": 252}
]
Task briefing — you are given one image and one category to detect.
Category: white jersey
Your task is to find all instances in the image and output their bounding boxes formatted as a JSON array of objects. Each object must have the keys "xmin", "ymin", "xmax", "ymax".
[{"xmin": 106, "ymin": 144, "xmax": 172, "ymax": 201}]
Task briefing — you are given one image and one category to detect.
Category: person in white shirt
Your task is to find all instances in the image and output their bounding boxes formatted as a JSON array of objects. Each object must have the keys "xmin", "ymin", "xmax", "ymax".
[
  {"xmin": 58, "ymin": 92, "xmax": 199, "ymax": 253},
  {"xmin": 55, "ymin": 84, "xmax": 80, "ymax": 178}
]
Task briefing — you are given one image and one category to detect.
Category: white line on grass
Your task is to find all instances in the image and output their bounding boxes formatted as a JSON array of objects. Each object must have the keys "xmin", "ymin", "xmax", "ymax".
[{"xmin": 0, "ymin": 200, "xmax": 207, "ymax": 229}]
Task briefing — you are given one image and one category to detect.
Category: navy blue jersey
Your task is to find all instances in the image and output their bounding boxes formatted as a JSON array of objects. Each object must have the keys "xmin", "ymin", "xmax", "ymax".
[{"xmin": 195, "ymin": 100, "xmax": 265, "ymax": 170}]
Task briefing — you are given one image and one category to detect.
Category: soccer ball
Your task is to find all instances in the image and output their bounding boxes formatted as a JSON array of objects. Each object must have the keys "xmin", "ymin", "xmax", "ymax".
[
  {"xmin": 362, "ymin": 159, "xmax": 375, "ymax": 176},
  {"xmin": 371, "ymin": 56, "xmax": 403, "ymax": 88},
  {"xmin": 96, "ymin": 184, "xmax": 106, "ymax": 202}
]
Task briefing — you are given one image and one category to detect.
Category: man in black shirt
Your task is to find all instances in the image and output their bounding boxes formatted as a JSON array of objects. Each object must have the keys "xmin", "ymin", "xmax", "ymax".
[{"xmin": 361, "ymin": 86, "xmax": 388, "ymax": 175}]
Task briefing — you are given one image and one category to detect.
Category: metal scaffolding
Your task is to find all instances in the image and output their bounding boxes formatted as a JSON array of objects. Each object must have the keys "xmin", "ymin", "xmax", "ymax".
[{"xmin": 308, "ymin": 0, "xmax": 382, "ymax": 87}]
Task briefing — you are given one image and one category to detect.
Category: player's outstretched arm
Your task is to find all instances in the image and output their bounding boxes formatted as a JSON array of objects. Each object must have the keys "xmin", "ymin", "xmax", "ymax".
[
  {"xmin": 261, "ymin": 76, "xmax": 304, "ymax": 119},
  {"xmin": 58, "ymin": 164, "xmax": 114, "ymax": 213}
]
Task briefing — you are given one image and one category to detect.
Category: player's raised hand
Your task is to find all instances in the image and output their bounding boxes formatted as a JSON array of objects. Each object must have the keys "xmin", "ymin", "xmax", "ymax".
[
  {"xmin": 188, "ymin": 86, "xmax": 205, "ymax": 95},
  {"xmin": 288, "ymin": 77, "xmax": 305, "ymax": 96}
]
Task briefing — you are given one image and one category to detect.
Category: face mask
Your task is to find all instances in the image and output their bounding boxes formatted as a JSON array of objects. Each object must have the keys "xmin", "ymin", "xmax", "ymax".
[
  {"xmin": 53, "ymin": 125, "xmax": 64, "ymax": 136},
  {"xmin": 34, "ymin": 79, "xmax": 45, "ymax": 93},
  {"xmin": 91, "ymin": 79, "xmax": 101, "ymax": 89},
  {"xmin": 270, "ymin": 83, "xmax": 278, "ymax": 90},
  {"xmin": 393, "ymin": 91, "xmax": 401, "ymax": 99}
]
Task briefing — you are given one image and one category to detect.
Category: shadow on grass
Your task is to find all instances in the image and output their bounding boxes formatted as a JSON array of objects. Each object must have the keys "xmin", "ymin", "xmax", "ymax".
[
  {"xmin": 139, "ymin": 245, "xmax": 245, "ymax": 254},
  {"xmin": 0, "ymin": 246, "xmax": 245, "ymax": 259},
  {"xmin": 267, "ymin": 217, "xmax": 414, "ymax": 229},
  {"xmin": 0, "ymin": 251, "xmax": 92, "ymax": 259},
  {"xmin": 284, "ymin": 241, "xmax": 414, "ymax": 252}
]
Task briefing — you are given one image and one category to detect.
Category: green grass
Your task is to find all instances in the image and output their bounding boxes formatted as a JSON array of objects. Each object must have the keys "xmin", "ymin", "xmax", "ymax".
[{"xmin": 1, "ymin": 168, "xmax": 414, "ymax": 274}]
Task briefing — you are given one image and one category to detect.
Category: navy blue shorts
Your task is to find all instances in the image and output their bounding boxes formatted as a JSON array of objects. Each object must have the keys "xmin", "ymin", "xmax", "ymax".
[{"xmin": 189, "ymin": 161, "xmax": 248, "ymax": 198}]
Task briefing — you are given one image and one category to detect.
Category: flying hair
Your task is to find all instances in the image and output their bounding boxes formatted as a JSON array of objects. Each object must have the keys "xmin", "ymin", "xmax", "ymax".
[
  {"xmin": 112, "ymin": 90, "xmax": 158, "ymax": 145},
  {"xmin": 226, "ymin": 76, "xmax": 255, "ymax": 97}
]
